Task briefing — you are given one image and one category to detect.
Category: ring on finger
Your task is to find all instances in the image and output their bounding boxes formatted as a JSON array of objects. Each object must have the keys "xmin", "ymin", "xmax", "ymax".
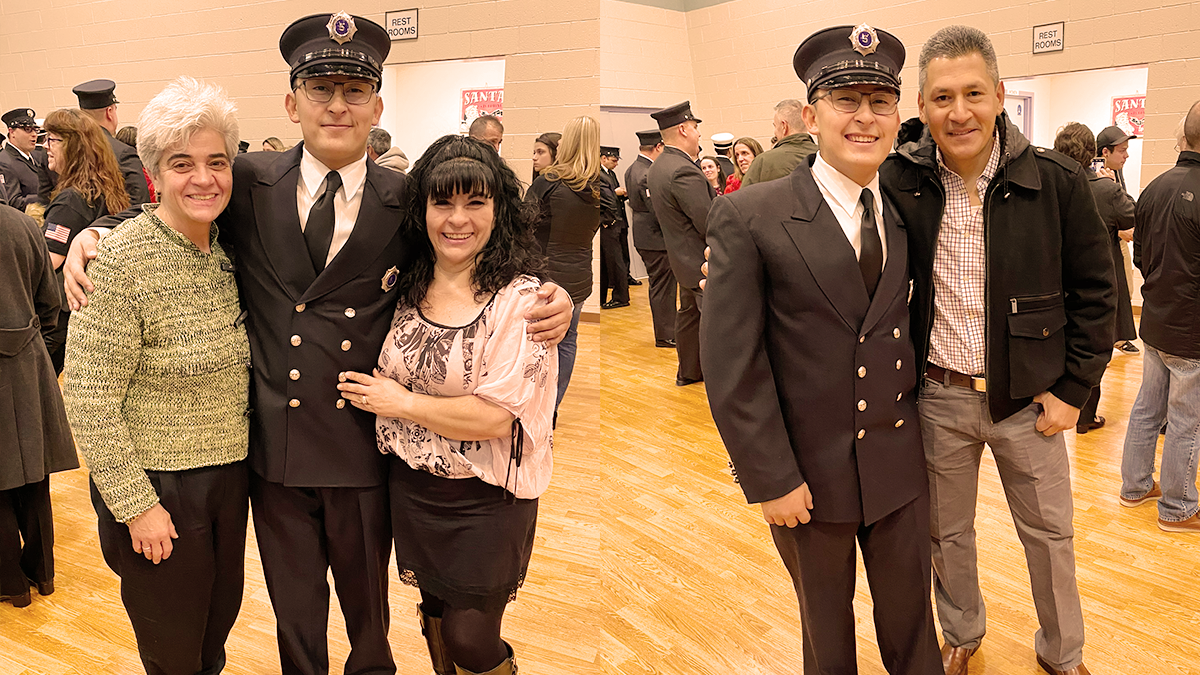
[{"xmin": 362, "ymin": 394, "xmax": 368, "ymax": 405}]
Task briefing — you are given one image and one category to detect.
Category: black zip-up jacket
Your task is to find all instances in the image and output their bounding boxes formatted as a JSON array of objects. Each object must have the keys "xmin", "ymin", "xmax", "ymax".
[
  {"xmin": 880, "ymin": 114, "xmax": 1116, "ymax": 423},
  {"xmin": 1133, "ymin": 150, "xmax": 1200, "ymax": 360}
]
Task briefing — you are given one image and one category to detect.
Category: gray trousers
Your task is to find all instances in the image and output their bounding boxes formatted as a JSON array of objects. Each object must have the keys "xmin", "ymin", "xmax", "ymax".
[{"xmin": 917, "ymin": 378, "xmax": 1085, "ymax": 671}]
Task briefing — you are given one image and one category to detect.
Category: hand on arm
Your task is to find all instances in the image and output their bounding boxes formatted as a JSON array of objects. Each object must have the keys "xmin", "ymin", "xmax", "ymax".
[
  {"xmin": 760, "ymin": 483, "xmax": 814, "ymax": 527},
  {"xmin": 339, "ymin": 369, "xmax": 515, "ymax": 440},
  {"xmin": 126, "ymin": 503, "xmax": 179, "ymax": 565},
  {"xmin": 525, "ymin": 282, "xmax": 572, "ymax": 345},
  {"xmin": 1033, "ymin": 391, "xmax": 1080, "ymax": 436},
  {"xmin": 64, "ymin": 228, "xmax": 105, "ymax": 310}
]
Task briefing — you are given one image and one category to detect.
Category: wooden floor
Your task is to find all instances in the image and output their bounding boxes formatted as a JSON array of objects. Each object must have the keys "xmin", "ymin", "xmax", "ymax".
[{"xmin": 5, "ymin": 285, "xmax": 1200, "ymax": 674}]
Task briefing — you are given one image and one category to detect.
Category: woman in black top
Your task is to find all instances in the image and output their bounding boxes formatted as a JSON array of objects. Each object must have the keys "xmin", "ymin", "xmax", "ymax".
[{"xmin": 524, "ymin": 116, "xmax": 602, "ymax": 411}]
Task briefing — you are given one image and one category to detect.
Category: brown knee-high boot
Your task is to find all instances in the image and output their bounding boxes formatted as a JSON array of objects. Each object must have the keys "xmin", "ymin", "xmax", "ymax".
[
  {"xmin": 418, "ymin": 603, "xmax": 455, "ymax": 675},
  {"xmin": 454, "ymin": 641, "xmax": 518, "ymax": 675}
]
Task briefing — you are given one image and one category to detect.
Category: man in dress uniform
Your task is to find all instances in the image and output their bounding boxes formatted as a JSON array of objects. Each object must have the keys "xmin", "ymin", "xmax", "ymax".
[
  {"xmin": 598, "ymin": 145, "xmax": 630, "ymax": 309},
  {"xmin": 710, "ymin": 132, "xmax": 736, "ymax": 178},
  {"xmin": 703, "ymin": 24, "xmax": 941, "ymax": 674},
  {"xmin": 71, "ymin": 79, "xmax": 152, "ymax": 206},
  {"xmin": 647, "ymin": 101, "xmax": 711, "ymax": 385},
  {"xmin": 62, "ymin": 12, "xmax": 572, "ymax": 675},
  {"xmin": 0, "ymin": 109, "xmax": 42, "ymax": 210},
  {"xmin": 625, "ymin": 129, "xmax": 676, "ymax": 347}
]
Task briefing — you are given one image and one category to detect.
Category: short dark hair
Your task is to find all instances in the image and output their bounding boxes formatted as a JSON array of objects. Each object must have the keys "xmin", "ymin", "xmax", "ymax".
[
  {"xmin": 398, "ymin": 135, "xmax": 545, "ymax": 309},
  {"xmin": 1053, "ymin": 122, "xmax": 1096, "ymax": 168},
  {"xmin": 535, "ymin": 132, "xmax": 561, "ymax": 162},
  {"xmin": 469, "ymin": 115, "xmax": 503, "ymax": 138},
  {"xmin": 919, "ymin": 25, "xmax": 1000, "ymax": 93}
]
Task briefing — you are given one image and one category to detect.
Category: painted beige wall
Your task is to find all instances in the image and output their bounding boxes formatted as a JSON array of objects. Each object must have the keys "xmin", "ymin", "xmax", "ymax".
[
  {"xmin": 0, "ymin": 0, "xmax": 598, "ymax": 177},
  {"xmin": 601, "ymin": 0, "xmax": 696, "ymax": 108},
  {"xmin": 673, "ymin": 0, "xmax": 1200, "ymax": 186}
]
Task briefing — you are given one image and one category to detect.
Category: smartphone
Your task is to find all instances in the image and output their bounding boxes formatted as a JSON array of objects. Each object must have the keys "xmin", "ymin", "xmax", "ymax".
[{"xmin": 1090, "ymin": 157, "xmax": 1106, "ymax": 173}]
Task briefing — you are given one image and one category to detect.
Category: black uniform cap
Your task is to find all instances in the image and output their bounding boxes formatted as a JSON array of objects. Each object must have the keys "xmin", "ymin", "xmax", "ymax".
[
  {"xmin": 600, "ymin": 146, "xmax": 621, "ymax": 158},
  {"xmin": 73, "ymin": 79, "xmax": 118, "ymax": 109},
  {"xmin": 2, "ymin": 108, "xmax": 38, "ymax": 128},
  {"xmin": 635, "ymin": 129, "xmax": 662, "ymax": 146},
  {"xmin": 650, "ymin": 101, "xmax": 702, "ymax": 130},
  {"xmin": 1096, "ymin": 125, "xmax": 1137, "ymax": 150},
  {"xmin": 794, "ymin": 24, "xmax": 905, "ymax": 102},
  {"xmin": 280, "ymin": 12, "xmax": 391, "ymax": 85}
]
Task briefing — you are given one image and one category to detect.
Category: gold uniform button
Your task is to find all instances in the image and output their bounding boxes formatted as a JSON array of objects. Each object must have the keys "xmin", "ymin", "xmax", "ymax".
[
  {"xmin": 857, "ymin": 429, "xmax": 866, "ymax": 440},
  {"xmin": 344, "ymin": 308, "xmax": 356, "ymax": 318},
  {"xmin": 341, "ymin": 340, "xmax": 352, "ymax": 351},
  {"xmin": 290, "ymin": 335, "xmax": 302, "ymax": 347},
  {"xmin": 336, "ymin": 399, "xmax": 346, "ymax": 410},
  {"xmin": 288, "ymin": 399, "xmax": 300, "ymax": 408},
  {"xmin": 895, "ymin": 419, "xmax": 905, "ymax": 428},
  {"xmin": 857, "ymin": 366, "xmax": 867, "ymax": 378},
  {"xmin": 295, "ymin": 303, "xmax": 306, "ymax": 313},
  {"xmin": 897, "ymin": 392, "xmax": 903, "ymax": 401},
  {"xmin": 857, "ymin": 400, "xmax": 867, "ymax": 411},
  {"xmin": 859, "ymin": 336, "xmax": 866, "ymax": 344},
  {"xmin": 289, "ymin": 369, "xmax": 300, "ymax": 381},
  {"xmin": 895, "ymin": 359, "xmax": 902, "ymax": 370},
  {"xmin": 1042, "ymin": 327, "xmax": 1049, "ymax": 336},
  {"xmin": 893, "ymin": 327, "xmax": 901, "ymax": 338}
]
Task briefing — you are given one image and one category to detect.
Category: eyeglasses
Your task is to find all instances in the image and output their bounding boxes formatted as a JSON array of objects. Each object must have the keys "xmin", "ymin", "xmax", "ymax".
[
  {"xmin": 46, "ymin": 136, "xmax": 64, "ymax": 145},
  {"xmin": 815, "ymin": 89, "xmax": 900, "ymax": 115},
  {"xmin": 296, "ymin": 79, "xmax": 376, "ymax": 105}
]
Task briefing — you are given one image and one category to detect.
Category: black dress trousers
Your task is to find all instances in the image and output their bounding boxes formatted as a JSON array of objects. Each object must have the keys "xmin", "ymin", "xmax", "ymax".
[
  {"xmin": 0, "ymin": 477, "xmax": 54, "ymax": 597},
  {"xmin": 92, "ymin": 462, "xmax": 249, "ymax": 675},
  {"xmin": 600, "ymin": 222, "xmax": 630, "ymax": 304},
  {"xmin": 250, "ymin": 474, "xmax": 395, "ymax": 675},
  {"xmin": 637, "ymin": 248, "xmax": 677, "ymax": 344}
]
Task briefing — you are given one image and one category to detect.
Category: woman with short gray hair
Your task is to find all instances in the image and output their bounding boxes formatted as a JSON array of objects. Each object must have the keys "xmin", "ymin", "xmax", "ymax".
[{"xmin": 63, "ymin": 76, "xmax": 251, "ymax": 675}]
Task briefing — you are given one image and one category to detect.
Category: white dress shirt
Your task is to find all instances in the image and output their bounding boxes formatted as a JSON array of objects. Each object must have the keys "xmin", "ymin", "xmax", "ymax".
[
  {"xmin": 297, "ymin": 147, "xmax": 368, "ymax": 267},
  {"xmin": 810, "ymin": 152, "xmax": 887, "ymax": 266}
]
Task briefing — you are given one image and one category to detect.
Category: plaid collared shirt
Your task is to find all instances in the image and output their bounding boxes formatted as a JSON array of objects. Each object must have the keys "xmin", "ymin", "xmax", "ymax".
[{"xmin": 927, "ymin": 134, "xmax": 1002, "ymax": 377}]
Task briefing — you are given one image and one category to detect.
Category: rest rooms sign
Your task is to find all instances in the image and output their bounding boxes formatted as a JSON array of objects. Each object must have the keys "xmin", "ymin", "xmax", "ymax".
[
  {"xmin": 385, "ymin": 9, "xmax": 418, "ymax": 41},
  {"xmin": 1033, "ymin": 22, "xmax": 1064, "ymax": 54}
]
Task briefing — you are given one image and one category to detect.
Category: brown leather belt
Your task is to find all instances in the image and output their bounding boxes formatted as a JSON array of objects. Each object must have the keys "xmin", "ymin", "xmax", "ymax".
[{"xmin": 926, "ymin": 364, "xmax": 987, "ymax": 392}]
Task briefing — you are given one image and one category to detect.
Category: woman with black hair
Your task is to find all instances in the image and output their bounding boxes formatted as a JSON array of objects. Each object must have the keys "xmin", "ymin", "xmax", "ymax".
[{"xmin": 337, "ymin": 135, "xmax": 556, "ymax": 675}]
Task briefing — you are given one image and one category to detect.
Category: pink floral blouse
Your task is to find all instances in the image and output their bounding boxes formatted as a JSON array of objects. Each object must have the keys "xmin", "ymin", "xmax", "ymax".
[{"xmin": 376, "ymin": 275, "xmax": 557, "ymax": 499}]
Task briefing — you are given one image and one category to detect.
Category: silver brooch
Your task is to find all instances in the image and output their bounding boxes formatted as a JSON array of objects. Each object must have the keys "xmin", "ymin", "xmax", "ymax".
[
  {"xmin": 850, "ymin": 23, "xmax": 879, "ymax": 56},
  {"xmin": 327, "ymin": 11, "xmax": 357, "ymax": 45}
]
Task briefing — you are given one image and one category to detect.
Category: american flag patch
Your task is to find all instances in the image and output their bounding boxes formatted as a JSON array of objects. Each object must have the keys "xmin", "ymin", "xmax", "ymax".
[{"xmin": 44, "ymin": 223, "xmax": 71, "ymax": 244}]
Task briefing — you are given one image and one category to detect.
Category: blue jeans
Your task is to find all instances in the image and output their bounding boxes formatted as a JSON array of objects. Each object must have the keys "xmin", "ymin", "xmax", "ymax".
[
  {"xmin": 1120, "ymin": 345, "xmax": 1200, "ymax": 522},
  {"xmin": 555, "ymin": 302, "xmax": 584, "ymax": 410}
]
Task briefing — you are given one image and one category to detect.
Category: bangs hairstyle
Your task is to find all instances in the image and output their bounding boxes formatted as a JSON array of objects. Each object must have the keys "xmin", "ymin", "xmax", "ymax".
[
  {"xmin": 138, "ymin": 76, "xmax": 239, "ymax": 180},
  {"xmin": 397, "ymin": 134, "xmax": 546, "ymax": 309}
]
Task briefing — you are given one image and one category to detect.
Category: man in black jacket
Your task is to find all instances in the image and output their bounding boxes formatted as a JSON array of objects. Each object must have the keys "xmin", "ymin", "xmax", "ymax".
[
  {"xmin": 70, "ymin": 79, "xmax": 152, "ymax": 206},
  {"xmin": 879, "ymin": 25, "xmax": 1114, "ymax": 675},
  {"xmin": 1119, "ymin": 101, "xmax": 1200, "ymax": 533},
  {"xmin": 625, "ymin": 129, "xmax": 676, "ymax": 347},
  {"xmin": 598, "ymin": 146, "xmax": 630, "ymax": 308},
  {"xmin": 0, "ymin": 109, "xmax": 41, "ymax": 210}
]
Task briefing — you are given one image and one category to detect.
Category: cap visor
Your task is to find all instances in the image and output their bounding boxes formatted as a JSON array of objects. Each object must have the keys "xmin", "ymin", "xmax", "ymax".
[{"xmin": 294, "ymin": 61, "xmax": 380, "ymax": 83}]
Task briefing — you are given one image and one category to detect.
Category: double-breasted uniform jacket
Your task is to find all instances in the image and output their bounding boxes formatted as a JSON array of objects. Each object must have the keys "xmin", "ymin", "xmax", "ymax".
[
  {"xmin": 625, "ymin": 155, "xmax": 666, "ymax": 252},
  {"xmin": 0, "ymin": 143, "xmax": 39, "ymax": 210},
  {"xmin": 0, "ymin": 204, "xmax": 77, "ymax": 492},
  {"xmin": 647, "ymin": 145, "xmax": 714, "ymax": 290},
  {"xmin": 218, "ymin": 144, "xmax": 411, "ymax": 488},
  {"xmin": 701, "ymin": 161, "xmax": 925, "ymax": 526}
]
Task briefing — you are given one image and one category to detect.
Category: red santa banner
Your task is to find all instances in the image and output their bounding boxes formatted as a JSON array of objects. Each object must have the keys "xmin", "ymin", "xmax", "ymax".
[
  {"xmin": 461, "ymin": 88, "xmax": 504, "ymax": 132},
  {"xmin": 1111, "ymin": 96, "xmax": 1145, "ymax": 137}
]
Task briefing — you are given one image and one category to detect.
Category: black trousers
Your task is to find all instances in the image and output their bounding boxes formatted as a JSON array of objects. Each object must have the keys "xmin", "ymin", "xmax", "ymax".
[
  {"xmin": 770, "ymin": 493, "xmax": 942, "ymax": 675},
  {"xmin": 250, "ymin": 474, "xmax": 394, "ymax": 675},
  {"xmin": 0, "ymin": 477, "xmax": 54, "ymax": 597},
  {"xmin": 637, "ymin": 249, "xmax": 677, "ymax": 344},
  {"xmin": 44, "ymin": 310, "xmax": 69, "ymax": 375},
  {"xmin": 1079, "ymin": 384, "xmax": 1102, "ymax": 425},
  {"xmin": 92, "ymin": 462, "xmax": 249, "ymax": 675},
  {"xmin": 676, "ymin": 286, "xmax": 702, "ymax": 382},
  {"xmin": 600, "ymin": 222, "xmax": 630, "ymax": 304}
]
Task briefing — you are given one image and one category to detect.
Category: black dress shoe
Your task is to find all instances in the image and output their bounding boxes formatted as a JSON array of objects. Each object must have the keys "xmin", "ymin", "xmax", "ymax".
[
  {"xmin": 627, "ymin": 277, "xmax": 643, "ymax": 286},
  {"xmin": 1, "ymin": 590, "xmax": 32, "ymax": 608},
  {"xmin": 655, "ymin": 339, "xmax": 676, "ymax": 348},
  {"xmin": 675, "ymin": 376, "xmax": 703, "ymax": 386},
  {"xmin": 28, "ymin": 577, "xmax": 53, "ymax": 596},
  {"xmin": 601, "ymin": 300, "xmax": 630, "ymax": 309},
  {"xmin": 1075, "ymin": 416, "xmax": 1106, "ymax": 434},
  {"xmin": 1117, "ymin": 340, "xmax": 1140, "ymax": 354}
]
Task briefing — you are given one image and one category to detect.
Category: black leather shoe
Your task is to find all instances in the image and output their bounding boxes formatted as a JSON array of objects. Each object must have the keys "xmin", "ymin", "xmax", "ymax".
[
  {"xmin": 627, "ymin": 277, "xmax": 643, "ymax": 286},
  {"xmin": 1075, "ymin": 416, "xmax": 1106, "ymax": 434},
  {"xmin": 1117, "ymin": 340, "xmax": 1140, "ymax": 354},
  {"xmin": 675, "ymin": 376, "xmax": 703, "ymax": 386},
  {"xmin": 601, "ymin": 300, "xmax": 630, "ymax": 309},
  {"xmin": 655, "ymin": 339, "xmax": 676, "ymax": 348},
  {"xmin": 1, "ymin": 590, "xmax": 32, "ymax": 608},
  {"xmin": 28, "ymin": 577, "xmax": 53, "ymax": 596}
]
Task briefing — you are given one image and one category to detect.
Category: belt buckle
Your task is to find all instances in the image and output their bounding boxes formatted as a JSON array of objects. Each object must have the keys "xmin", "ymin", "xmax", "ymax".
[{"xmin": 970, "ymin": 376, "xmax": 987, "ymax": 393}]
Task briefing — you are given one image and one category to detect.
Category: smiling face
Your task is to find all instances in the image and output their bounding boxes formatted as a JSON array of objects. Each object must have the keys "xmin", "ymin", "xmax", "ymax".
[
  {"xmin": 802, "ymin": 85, "xmax": 900, "ymax": 187},
  {"xmin": 734, "ymin": 142, "xmax": 755, "ymax": 173},
  {"xmin": 426, "ymin": 190, "xmax": 495, "ymax": 273},
  {"xmin": 700, "ymin": 158, "xmax": 720, "ymax": 184},
  {"xmin": 918, "ymin": 53, "xmax": 1005, "ymax": 177},
  {"xmin": 153, "ymin": 127, "xmax": 233, "ymax": 232},
  {"xmin": 285, "ymin": 75, "xmax": 383, "ymax": 171}
]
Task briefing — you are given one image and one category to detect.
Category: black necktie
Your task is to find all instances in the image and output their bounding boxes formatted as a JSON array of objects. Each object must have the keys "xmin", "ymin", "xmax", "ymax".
[
  {"xmin": 305, "ymin": 170, "xmax": 342, "ymax": 274},
  {"xmin": 858, "ymin": 188, "xmax": 883, "ymax": 297}
]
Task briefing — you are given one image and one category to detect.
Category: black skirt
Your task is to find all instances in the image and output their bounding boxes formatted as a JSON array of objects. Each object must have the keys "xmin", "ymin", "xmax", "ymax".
[{"xmin": 388, "ymin": 455, "xmax": 538, "ymax": 611}]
